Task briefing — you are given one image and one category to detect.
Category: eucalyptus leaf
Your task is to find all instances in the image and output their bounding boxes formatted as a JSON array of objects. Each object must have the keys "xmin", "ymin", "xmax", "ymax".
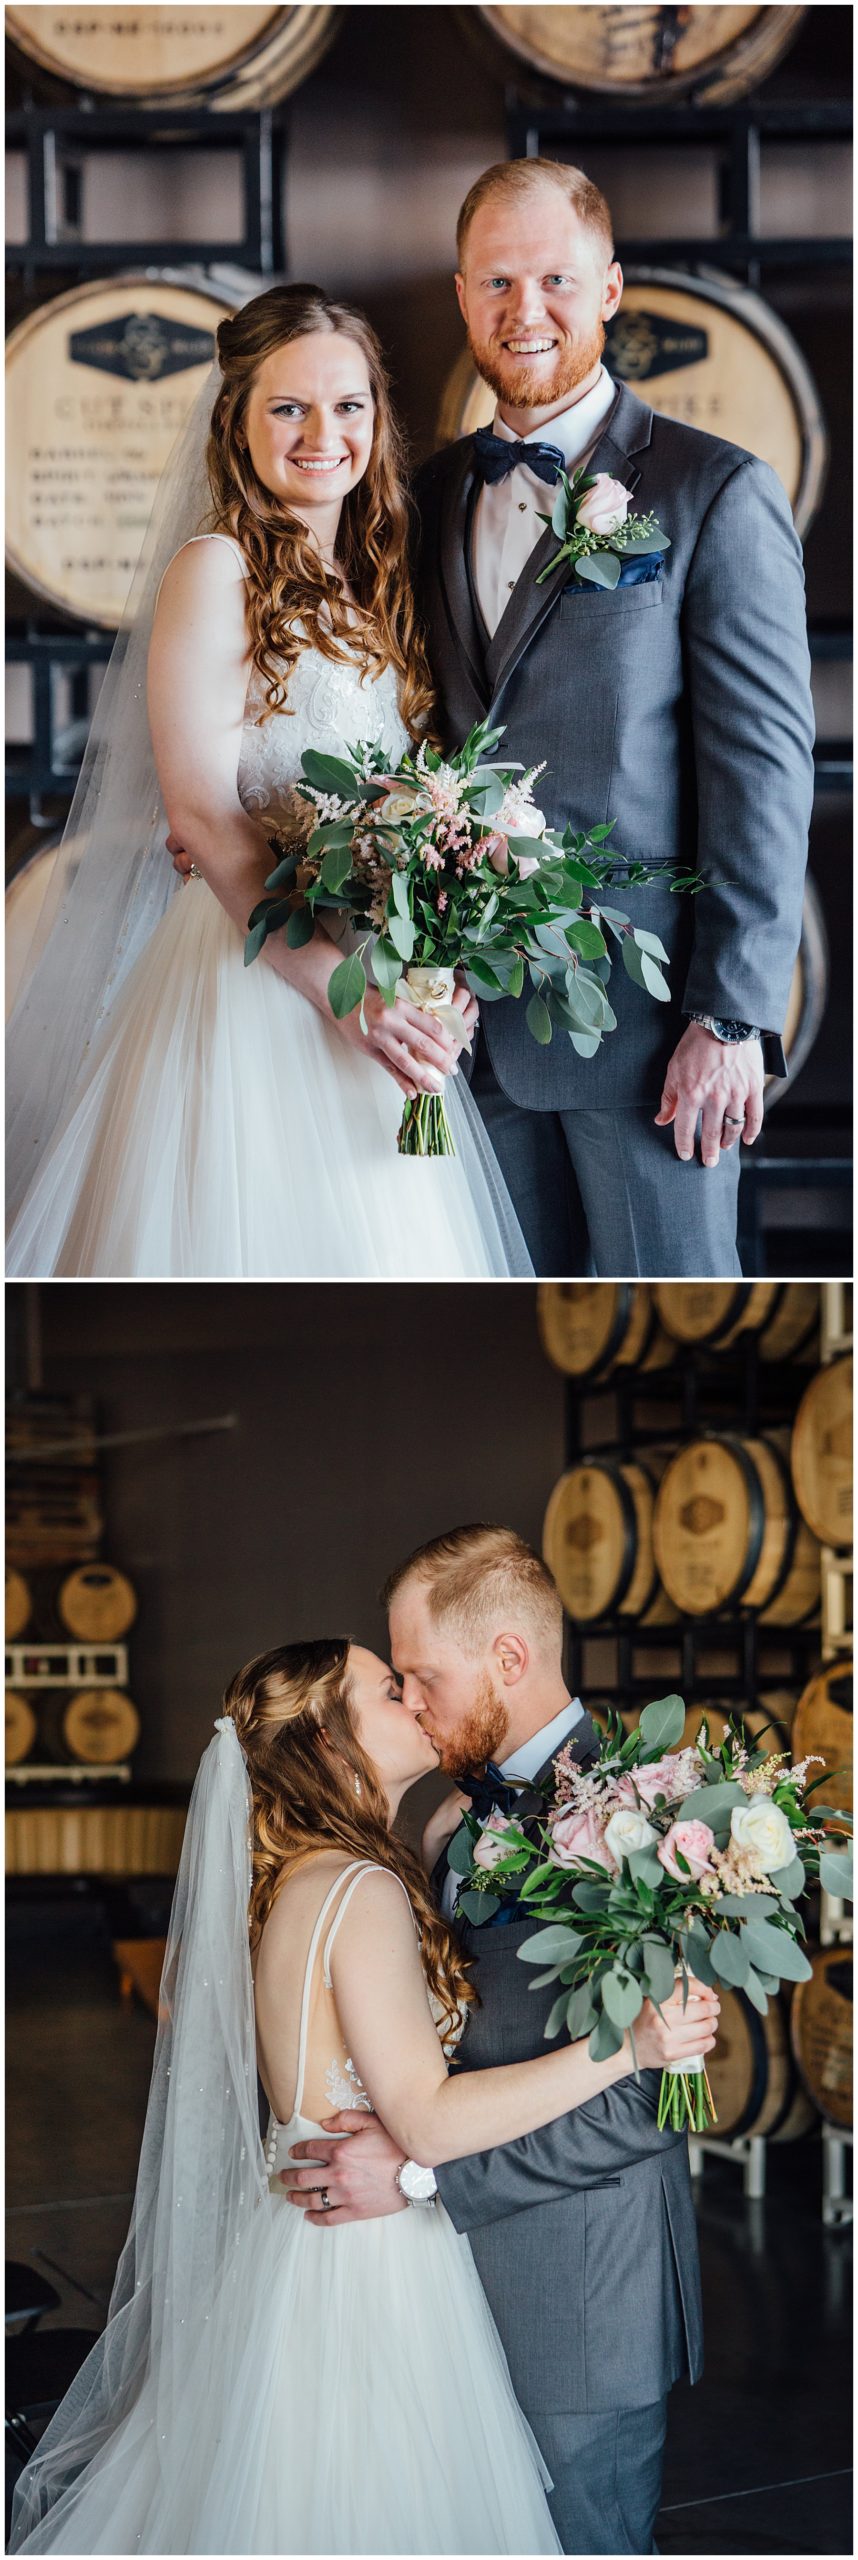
[
  {"xmin": 457, "ymin": 1891, "xmax": 500, "ymax": 1925},
  {"xmin": 446, "ymin": 1823, "xmax": 476, "ymax": 1877},
  {"xmin": 774, "ymin": 1855, "xmax": 808, "ymax": 1901},
  {"xmin": 286, "ymin": 906, "xmax": 315, "ymax": 950},
  {"xmin": 682, "ymin": 1925, "xmax": 717, "ymax": 1988},
  {"xmin": 570, "ymin": 1030, "xmax": 603, "ymax": 1057},
  {"xmin": 711, "ymin": 1933, "xmax": 750, "ymax": 1989},
  {"xmin": 566, "ymin": 1984, "xmax": 598, "ymax": 2039},
  {"xmin": 714, "ymin": 1893, "xmax": 779, "ymax": 1918},
  {"xmin": 243, "ymin": 919, "xmax": 269, "ymax": 966},
  {"xmin": 321, "ymin": 844, "xmax": 352, "ymax": 894},
  {"xmin": 640, "ymin": 1938, "xmax": 677, "ymax": 2003},
  {"xmin": 742, "ymin": 1962, "xmax": 770, "ymax": 2017},
  {"xmin": 740, "ymin": 1918, "xmax": 812, "ymax": 1982},
  {"xmin": 819, "ymin": 1846, "xmax": 854, "ymax": 1899},
  {"xmin": 526, "ymin": 993, "xmax": 553, "ymax": 1045},
  {"xmin": 639, "ymin": 950, "xmax": 671, "ymax": 1002},
  {"xmin": 575, "ymin": 549, "xmax": 622, "ymax": 590},
  {"xmin": 639, "ymin": 1695, "xmax": 686, "ymax": 1754},
  {"xmin": 327, "ymin": 950, "xmax": 367, "ymax": 1017},
  {"xmin": 370, "ymin": 938, "xmax": 402, "ymax": 994},
  {"xmin": 602, "ymin": 1968, "xmax": 644, "ymax": 2029},
  {"xmin": 388, "ymin": 909, "xmax": 415, "ymax": 963},
  {"xmin": 628, "ymin": 1848, "xmax": 664, "ymax": 1890},
  {"xmin": 518, "ymin": 1926, "xmax": 582, "ymax": 1966},
  {"xmin": 677, "ymin": 1781, "xmax": 746, "ymax": 1828},
  {"xmin": 263, "ymin": 850, "xmax": 299, "ymax": 892},
  {"xmin": 588, "ymin": 2008, "xmax": 625, "ymax": 2061},
  {"xmin": 545, "ymin": 1990, "xmax": 572, "ymax": 2039}
]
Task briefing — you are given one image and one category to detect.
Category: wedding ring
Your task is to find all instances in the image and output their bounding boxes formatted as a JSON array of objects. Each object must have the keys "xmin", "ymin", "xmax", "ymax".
[
  {"xmin": 723, "ymin": 1115, "xmax": 744, "ymax": 1126},
  {"xmin": 319, "ymin": 2187, "xmax": 332, "ymax": 2212}
]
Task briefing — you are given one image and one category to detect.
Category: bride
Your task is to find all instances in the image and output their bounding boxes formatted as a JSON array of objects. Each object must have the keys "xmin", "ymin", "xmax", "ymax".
[
  {"xmin": 9, "ymin": 1638, "xmax": 717, "ymax": 2555},
  {"xmin": 6, "ymin": 285, "xmax": 530, "ymax": 1279}
]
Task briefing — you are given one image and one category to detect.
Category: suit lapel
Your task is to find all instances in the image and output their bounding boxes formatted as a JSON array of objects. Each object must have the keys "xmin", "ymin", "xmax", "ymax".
[
  {"xmin": 483, "ymin": 381, "xmax": 655, "ymax": 704},
  {"xmin": 437, "ymin": 440, "xmax": 491, "ymax": 716}
]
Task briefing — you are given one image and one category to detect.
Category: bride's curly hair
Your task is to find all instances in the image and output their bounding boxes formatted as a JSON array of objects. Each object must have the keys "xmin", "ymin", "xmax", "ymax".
[
  {"xmin": 206, "ymin": 284, "xmax": 437, "ymax": 738},
  {"xmin": 224, "ymin": 1638, "xmax": 475, "ymax": 2039}
]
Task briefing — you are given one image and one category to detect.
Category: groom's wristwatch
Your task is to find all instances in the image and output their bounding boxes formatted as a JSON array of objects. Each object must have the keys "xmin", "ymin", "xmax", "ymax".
[
  {"xmin": 395, "ymin": 2158, "xmax": 438, "ymax": 2207},
  {"xmin": 688, "ymin": 1012, "xmax": 761, "ymax": 1043}
]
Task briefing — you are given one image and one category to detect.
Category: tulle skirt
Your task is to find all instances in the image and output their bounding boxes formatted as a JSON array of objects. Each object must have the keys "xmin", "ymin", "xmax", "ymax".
[
  {"xmin": 6, "ymin": 881, "xmax": 531, "ymax": 1279},
  {"xmin": 17, "ymin": 2178, "xmax": 560, "ymax": 2555}
]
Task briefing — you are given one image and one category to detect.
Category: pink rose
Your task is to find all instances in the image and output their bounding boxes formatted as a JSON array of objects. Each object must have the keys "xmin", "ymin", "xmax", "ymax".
[
  {"xmin": 485, "ymin": 833, "xmax": 540, "ymax": 881},
  {"xmin": 576, "ymin": 474, "xmax": 630, "ymax": 538},
  {"xmin": 548, "ymin": 1806, "xmax": 617, "ymax": 1874},
  {"xmin": 472, "ymin": 1809, "xmax": 514, "ymax": 1870},
  {"xmin": 657, "ymin": 1820, "xmax": 716, "ymax": 1884},
  {"xmin": 634, "ymin": 1756, "xmax": 686, "ymax": 1809}
]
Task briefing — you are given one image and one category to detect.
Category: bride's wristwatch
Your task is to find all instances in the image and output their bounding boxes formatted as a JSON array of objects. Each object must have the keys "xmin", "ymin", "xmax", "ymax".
[{"xmin": 395, "ymin": 2158, "xmax": 438, "ymax": 2207}]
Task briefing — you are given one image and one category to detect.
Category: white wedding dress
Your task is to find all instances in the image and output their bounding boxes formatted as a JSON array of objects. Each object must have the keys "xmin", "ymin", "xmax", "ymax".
[
  {"xmin": 23, "ymin": 1863, "xmax": 560, "ymax": 2556},
  {"xmin": 6, "ymin": 543, "xmax": 529, "ymax": 1279}
]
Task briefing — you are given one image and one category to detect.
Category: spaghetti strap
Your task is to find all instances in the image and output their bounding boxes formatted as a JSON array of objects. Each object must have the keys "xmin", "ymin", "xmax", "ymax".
[
  {"xmin": 322, "ymin": 1862, "xmax": 414, "ymax": 1989},
  {"xmin": 293, "ymin": 1863, "xmax": 377, "ymax": 2119},
  {"xmin": 154, "ymin": 531, "xmax": 248, "ymax": 611}
]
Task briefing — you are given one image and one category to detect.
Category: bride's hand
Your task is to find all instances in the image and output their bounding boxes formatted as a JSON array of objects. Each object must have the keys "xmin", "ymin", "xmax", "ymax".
[
  {"xmin": 335, "ymin": 987, "xmax": 463, "ymax": 1102},
  {"xmin": 634, "ymin": 1982, "xmax": 720, "ymax": 2073}
]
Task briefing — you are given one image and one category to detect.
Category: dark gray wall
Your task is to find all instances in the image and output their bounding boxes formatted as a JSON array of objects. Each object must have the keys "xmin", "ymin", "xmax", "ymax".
[{"xmin": 18, "ymin": 1283, "xmax": 565, "ymax": 1784}]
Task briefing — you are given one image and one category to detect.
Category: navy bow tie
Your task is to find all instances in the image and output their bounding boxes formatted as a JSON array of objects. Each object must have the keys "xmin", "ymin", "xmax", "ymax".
[
  {"xmin": 459, "ymin": 1762, "xmax": 528, "ymax": 1822},
  {"xmin": 472, "ymin": 427, "xmax": 565, "ymax": 489}
]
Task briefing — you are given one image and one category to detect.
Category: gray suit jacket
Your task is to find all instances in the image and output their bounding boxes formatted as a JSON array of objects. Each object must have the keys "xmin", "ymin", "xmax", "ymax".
[
  {"xmin": 414, "ymin": 381, "xmax": 815, "ymax": 1110},
  {"xmin": 433, "ymin": 1714, "xmax": 703, "ymax": 2423}
]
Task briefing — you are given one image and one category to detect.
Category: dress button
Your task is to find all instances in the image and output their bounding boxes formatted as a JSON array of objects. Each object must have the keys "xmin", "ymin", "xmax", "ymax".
[
  {"xmin": 518, "ymin": 502, "xmax": 527, "ymax": 512},
  {"xmin": 508, "ymin": 579, "xmax": 515, "ymax": 590}
]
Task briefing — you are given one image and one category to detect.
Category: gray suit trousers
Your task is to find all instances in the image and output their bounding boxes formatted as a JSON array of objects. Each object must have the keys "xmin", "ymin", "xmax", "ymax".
[
  {"xmin": 471, "ymin": 1036, "xmax": 742, "ymax": 1277},
  {"xmin": 539, "ymin": 2398, "xmax": 668, "ymax": 2555}
]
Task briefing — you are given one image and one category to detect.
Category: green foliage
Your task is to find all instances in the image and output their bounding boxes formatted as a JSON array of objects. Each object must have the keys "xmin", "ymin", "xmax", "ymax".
[
  {"xmin": 639, "ymin": 1695, "xmax": 686, "ymax": 1754},
  {"xmin": 327, "ymin": 950, "xmax": 367, "ymax": 1018}
]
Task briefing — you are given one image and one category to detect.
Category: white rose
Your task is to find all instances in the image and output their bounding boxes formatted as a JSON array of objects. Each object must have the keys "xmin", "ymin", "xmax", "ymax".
[
  {"xmin": 495, "ymin": 783, "xmax": 548, "ymax": 839},
  {"xmin": 603, "ymin": 1806, "xmax": 657, "ymax": 1863},
  {"xmin": 730, "ymin": 1798, "xmax": 796, "ymax": 1874},
  {"xmin": 575, "ymin": 474, "xmax": 630, "ymax": 538},
  {"xmin": 378, "ymin": 788, "xmax": 422, "ymax": 825}
]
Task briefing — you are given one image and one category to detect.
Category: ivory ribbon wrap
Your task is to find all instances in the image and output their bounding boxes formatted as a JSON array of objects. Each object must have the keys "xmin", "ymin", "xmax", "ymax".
[{"xmin": 403, "ymin": 966, "xmax": 473, "ymax": 1053}]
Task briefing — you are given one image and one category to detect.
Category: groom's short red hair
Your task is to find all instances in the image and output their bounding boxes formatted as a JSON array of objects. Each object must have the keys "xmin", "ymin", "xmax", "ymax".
[
  {"xmin": 456, "ymin": 157, "xmax": 614, "ymax": 269},
  {"xmin": 382, "ymin": 1524, "xmax": 563, "ymax": 1656}
]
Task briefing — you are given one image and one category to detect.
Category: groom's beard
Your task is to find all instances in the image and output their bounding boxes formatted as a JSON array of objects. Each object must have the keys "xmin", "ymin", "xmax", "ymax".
[
  {"xmin": 466, "ymin": 316, "xmax": 606, "ymax": 416},
  {"xmin": 428, "ymin": 1673, "xmax": 509, "ymax": 1778}
]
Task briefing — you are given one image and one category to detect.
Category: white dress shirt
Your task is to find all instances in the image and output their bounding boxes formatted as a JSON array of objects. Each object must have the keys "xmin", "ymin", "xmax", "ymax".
[
  {"xmin": 472, "ymin": 367, "xmax": 618, "ymax": 639},
  {"xmin": 440, "ymin": 1695, "xmax": 585, "ymax": 1920}
]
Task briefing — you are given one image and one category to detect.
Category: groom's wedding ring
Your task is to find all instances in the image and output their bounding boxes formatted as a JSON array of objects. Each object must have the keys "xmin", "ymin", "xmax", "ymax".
[
  {"xmin": 723, "ymin": 1114, "xmax": 744, "ymax": 1126},
  {"xmin": 319, "ymin": 2187, "xmax": 332, "ymax": 2211}
]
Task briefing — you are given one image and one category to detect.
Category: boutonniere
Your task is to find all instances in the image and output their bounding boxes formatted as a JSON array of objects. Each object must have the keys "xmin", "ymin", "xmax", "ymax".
[{"xmin": 536, "ymin": 465, "xmax": 670, "ymax": 590}]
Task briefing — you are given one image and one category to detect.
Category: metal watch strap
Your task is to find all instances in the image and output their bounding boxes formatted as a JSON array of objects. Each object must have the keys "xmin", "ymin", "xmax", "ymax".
[{"xmin": 689, "ymin": 1012, "xmax": 761, "ymax": 1043}]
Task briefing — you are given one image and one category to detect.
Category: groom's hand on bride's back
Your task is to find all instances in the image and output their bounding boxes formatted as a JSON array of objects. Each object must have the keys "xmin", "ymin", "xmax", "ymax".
[{"xmin": 281, "ymin": 2111, "xmax": 408, "ymax": 2224}]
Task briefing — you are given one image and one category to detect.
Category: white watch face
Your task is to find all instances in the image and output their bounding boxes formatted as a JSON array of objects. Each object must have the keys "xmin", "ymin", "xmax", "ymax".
[{"xmin": 399, "ymin": 2158, "xmax": 436, "ymax": 2202}]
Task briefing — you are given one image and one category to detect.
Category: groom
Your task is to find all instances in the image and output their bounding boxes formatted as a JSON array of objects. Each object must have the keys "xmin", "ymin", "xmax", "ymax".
[
  {"xmin": 283, "ymin": 1524, "xmax": 704, "ymax": 2555},
  {"xmin": 412, "ymin": 157, "xmax": 815, "ymax": 1276}
]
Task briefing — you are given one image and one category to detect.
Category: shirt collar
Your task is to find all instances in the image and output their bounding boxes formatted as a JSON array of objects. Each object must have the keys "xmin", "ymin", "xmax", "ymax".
[
  {"xmin": 491, "ymin": 367, "xmax": 616, "ymax": 474},
  {"xmin": 500, "ymin": 1697, "xmax": 585, "ymax": 1783}
]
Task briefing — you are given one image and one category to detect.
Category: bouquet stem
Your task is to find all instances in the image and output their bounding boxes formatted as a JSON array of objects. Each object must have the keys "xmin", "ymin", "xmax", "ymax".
[
  {"xmin": 657, "ymin": 2060, "xmax": 717, "ymax": 2135},
  {"xmin": 397, "ymin": 1092, "xmax": 456, "ymax": 1157}
]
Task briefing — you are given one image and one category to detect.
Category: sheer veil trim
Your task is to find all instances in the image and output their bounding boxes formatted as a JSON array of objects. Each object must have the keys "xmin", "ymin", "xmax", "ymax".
[
  {"xmin": 9, "ymin": 1715, "xmax": 271, "ymax": 2551},
  {"xmin": 6, "ymin": 359, "xmax": 224, "ymax": 1229}
]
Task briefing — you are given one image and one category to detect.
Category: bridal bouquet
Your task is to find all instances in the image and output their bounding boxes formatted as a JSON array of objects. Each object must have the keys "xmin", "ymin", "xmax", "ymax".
[
  {"xmin": 452, "ymin": 1694, "xmax": 853, "ymax": 2132},
  {"xmin": 244, "ymin": 719, "xmax": 700, "ymax": 1157}
]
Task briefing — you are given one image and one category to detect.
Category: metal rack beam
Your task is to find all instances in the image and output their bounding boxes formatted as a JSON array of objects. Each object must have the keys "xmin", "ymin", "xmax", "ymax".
[{"xmin": 6, "ymin": 102, "xmax": 286, "ymax": 277}]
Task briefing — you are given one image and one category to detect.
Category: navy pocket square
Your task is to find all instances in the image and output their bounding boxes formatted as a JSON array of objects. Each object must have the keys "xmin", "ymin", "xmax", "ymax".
[{"xmin": 567, "ymin": 555, "xmax": 664, "ymax": 597}]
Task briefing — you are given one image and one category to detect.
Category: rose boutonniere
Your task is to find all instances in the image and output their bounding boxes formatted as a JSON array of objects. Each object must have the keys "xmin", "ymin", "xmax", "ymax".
[{"xmin": 536, "ymin": 464, "xmax": 670, "ymax": 590}]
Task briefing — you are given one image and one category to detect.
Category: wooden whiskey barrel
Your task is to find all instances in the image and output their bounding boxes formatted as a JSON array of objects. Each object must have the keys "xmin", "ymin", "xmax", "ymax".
[
  {"xmin": 653, "ymin": 1282, "xmax": 779, "ymax": 1349},
  {"xmin": 653, "ymin": 1434, "xmax": 819, "ymax": 1622},
  {"xmin": 6, "ymin": 272, "xmax": 238, "ymax": 627},
  {"xmin": 6, "ymin": 1567, "xmax": 32, "ymax": 1638},
  {"xmin": 537, "ymin": 1282, "xmax": 671, "ymax": 1379},
  {"xmin": 33, "ymin": 1688, "xmax": 140, "ymax": 1765},
  {"xmin": 792, "ymin": 1662, "xmax": 852, "ymax": 1815},
  {"xmin": 5, "ymin": 1691, "xmax": 37, "ymax": 1766},
  {"xmin": 544, "ymin": 1458, "xmax": 663, "ymax": 1624},
  {"xmin": 471, "ymin": 7, "xmax": 805, "ymax": 104},
  {"xmin": 791, "ymin": 1949, "xmax": 852, "ymax": 2129},
  {"xmin": 6, "ymin": 7, "xmax": 338, "ymax": 105},
  {"xmin": 706, "ymin": 1986, "xmax": 808, "ymax": 2140},
  {"xmin": 791, "ymin": 1358, "xmax": 853, "ymax": 1548},
  {"xmin": 57, "ymin": 1563, "xmax": 138, "ymax": 1641},
  {"xmin": 438, "ymin": 267, "xmax": 826, "ymax": 538}
]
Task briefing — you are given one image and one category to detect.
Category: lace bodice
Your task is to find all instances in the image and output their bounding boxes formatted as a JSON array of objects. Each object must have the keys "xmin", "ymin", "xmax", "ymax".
[{"xmin": 237, "ymin": 644, "xmax": 411, "ymax": 835}]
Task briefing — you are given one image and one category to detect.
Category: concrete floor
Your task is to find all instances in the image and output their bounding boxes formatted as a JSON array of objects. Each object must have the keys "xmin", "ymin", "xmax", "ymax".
[{"xmin": 6, "ymin": 1898, "xmax": 853, "ymax": 2556}]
